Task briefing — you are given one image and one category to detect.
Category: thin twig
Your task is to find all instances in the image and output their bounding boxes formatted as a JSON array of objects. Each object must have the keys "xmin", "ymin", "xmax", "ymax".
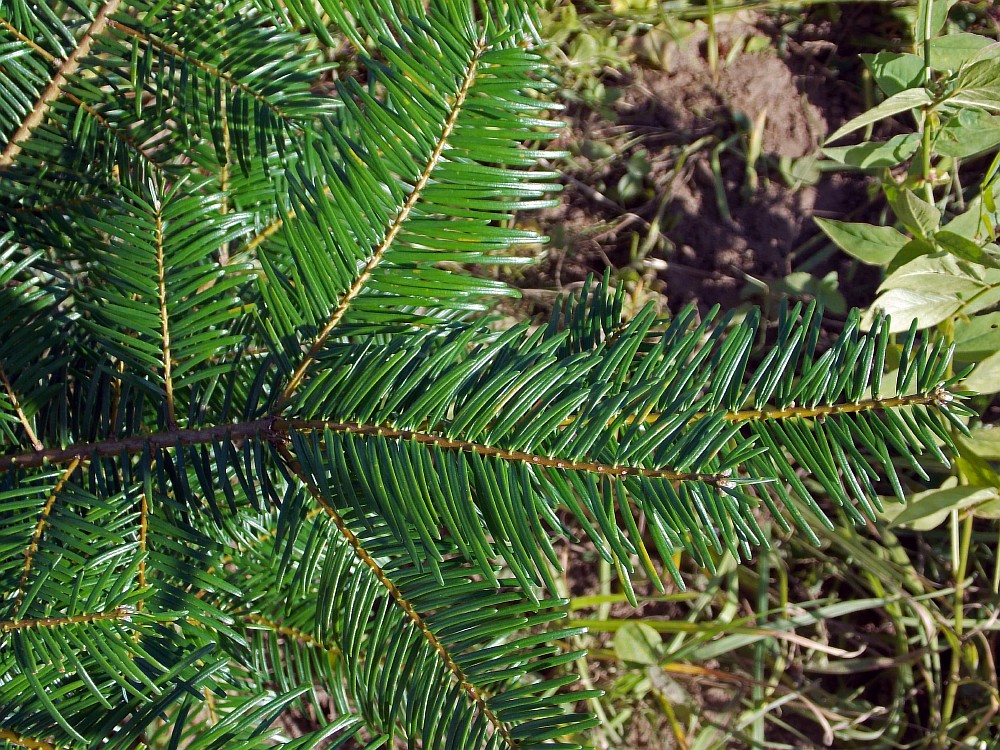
[
  {"xmin": 558, "ymin": 389, "xmax": 954, "ymax": 429},
  {"xmin": 243, "ymin": 613, "xmax": 340, "ymax": 656},
  {"xmin": 0, "ymin": 418, "xmax": 275, "ymax": 471},
  {"xmin": 0, "ymin": 416, "xmax": 737, "ymax": 485},
  {"xmin": 16, "ymin": 458, "xmax": 82, "ymax": 612},
  {"xmin": 0, "ymin": 606, "xmax": 134, "ymax": 633},
  {"xmin": 0, "ymin": 361, "xmax": 43, "ymax": 451},
  {"xmin": 106, "ymin": 19, "xmax": 294, "ymax": 122},
  {"xmin": 154, "ymin": 196, "xmax": 177, "ymax": 429},
  {"xmin": 0, "ymin": 0, "xmax": 123, "ymax": 168}
]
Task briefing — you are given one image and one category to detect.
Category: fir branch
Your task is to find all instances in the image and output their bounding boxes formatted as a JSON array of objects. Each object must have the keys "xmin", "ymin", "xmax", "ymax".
[
  {"xmin": 0, "ymin": 419, "xmax": 274, "ymax": 470},
  {"xmin": 154, "ymin": 196, "xmax": 177, "ymax": 429},
  {"xmin": 243, "ymin": 612, "xmax": 340, "ymax": 656},
  {"xmin": 275, "ymin": 38, "xmax": 489, "ymax": 406},
  {"xmin": 719, "ymin": 389, "xmax": 956, "ymax": 421},
  {"xmin": 0, "ymin": 0, "xmax": 123, "ymax": 168},
  {"xmin": 0, "ymin": 417, "xmax": 736, "ymax": 485},
  {"xmin": 15, "ymin": 458, "xmax": 82, "ymax": 613},
  {"xmin": 566, "ymin": 388, "xmax": 957, "ymax": 429},
  {"xmin": 279, "ymin": 419, "xmax": 738, "ymax": 485},
  {"xmin": 65, "ymin": 94, "xmax": 165, "ymax": 172},
  {"xmin": 272, "ymin": 443, "xmax": 516, "ymax": 748},
  {"xmin": 0, "ymin": 14, "xmax": 162, "ymax": 172},
  {"xmin": 137, "ymin": 480, "xmax": 148, "ymax": 611},
  {"xmin": 105, "ymin": 19, "xmax": 296, "ymax": 124},
  {"xmin": 0, "ymin": 17, "xmax": 50, "ymax": 61}
]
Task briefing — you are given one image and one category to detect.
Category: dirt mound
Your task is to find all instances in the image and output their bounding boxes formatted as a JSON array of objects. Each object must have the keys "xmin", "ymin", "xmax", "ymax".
[
  {"xmin": 529, "ymin": 17, "xmax": 880, "ymax": 316},
  {"xmin": 622, "ymin": 46, "xmax": 826, "ymax": 159}
]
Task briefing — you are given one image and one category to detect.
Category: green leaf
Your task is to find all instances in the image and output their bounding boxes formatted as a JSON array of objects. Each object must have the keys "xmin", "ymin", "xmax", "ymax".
[
  {"xmin": 815, "ymin": 218, "xmax": 909, "ymax": 266},
  {"xmin": 915, "ymin": 0, "xmax": 949, "ymax": 44},
  {"xmin": 879, "ymin": 254, "xmax": 985, "ymax": 295},
  {"xmin": 952, "ymin": 43, "xmax": 1000, "ymax": 111},
  {"xmin": 887, "ymin": 188, "xmax": 941, "ymax": 238},
  {"xmin": 954, "ymin": 312, "xmax": 1000, "ymax": 360},
  {"xmin": 823, "ymin": 133, "xmax": 921, "ymax": 168},
  {"xmin": 825, "ymin": 88, "xmax": 932, "ymax": 145},
  {"xmin": 614, "ymin": 622, "xmax": 663, "ymax": 666},
  {"xmin": 867, "ymin": 288, "xmax": 963, "ymax": 333},
  {"xmin": 973, "ymin": 498, "xmax": 1000, "ymax": 519},
  {"xmin": 962, "ymin": 348, "xmax": 1000, "ymax": 393},
  {"xmin": 960, "ymin": 427, "xmax": 1000, "ymax": 459},
  {"xmin": 944, "ymin": 178, "xmax": 1000, "ymax": 241},
  {"xmin": 935, "ymin": 230, "xmax": 1000, "ymax": 269},
  {"xmin": 929, "ymin": 33, "xmax": 995, "ymax": 71},
  {"xmin": 955, "ymin": 452, "xmax": 1000, "ymax": 488},
  {"xmin": 886, "ymin": 237, "xmax": 937, "ymax": 274},
  {"xmin": 936, "ymin": 109, "xmax": 1000, "ymax": 158},
  {"xmin": 885, "ymin": 485, "xmax": 997, "ymax": 530},
  {"xmin": 861, "ymin": 52, "xmax": 924, "ymax": 96}
]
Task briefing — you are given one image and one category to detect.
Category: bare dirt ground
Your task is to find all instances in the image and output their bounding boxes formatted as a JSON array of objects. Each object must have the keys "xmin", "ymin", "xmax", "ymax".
[{"xmin": 518, "ymin": 8, "xmax": 894, "ymax": 324}]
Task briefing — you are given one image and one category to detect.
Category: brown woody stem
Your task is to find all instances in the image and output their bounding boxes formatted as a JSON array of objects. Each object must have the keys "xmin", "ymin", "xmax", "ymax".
[{"xmin": 0, "ymin": 417, "xmax": 733, "ymax": 486}]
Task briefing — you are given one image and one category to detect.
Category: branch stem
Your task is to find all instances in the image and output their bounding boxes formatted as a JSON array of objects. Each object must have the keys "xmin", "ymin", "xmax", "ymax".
[
  {"xmin": 0, "ymin": 361, "xmax": 43, "ymax": 451},
  {"xmin": 0, "ymin": 0, "xmax": 123, "ymax": 167},
  {"xmin": 0, "ymin": 416, "xmax": 736, "ymax": 485},
  {"xmin": 154, "ymin": 198, "xmax": 177, "ymax": 429},
  {"xmin": 0, "ymin": 606, "xmax": 134, "ymax": 634},
  {"xmin": 0, "ymin": 418, "xmax": 275, "ymax": 470},
  {"xmin": 16, "ymin": 458, "xmax": 82, "ymax": 613},
  {"xmin": 0, "ymin": 727, "xmax": 56, "ymax": 750},
  {"xmin": 278, "ymin": 419, "xmax": 736, "ymax": 484},
  {"xmin": 105, "ymin": 19, "xmax": 293, "ymax": 122},
  {"xmin": 558, "ymin": 389, "xmax": 951, "ymax": 429},
  {"xmin": 243, "ymin": 613, "xmax": 339, "ymax": 655}
]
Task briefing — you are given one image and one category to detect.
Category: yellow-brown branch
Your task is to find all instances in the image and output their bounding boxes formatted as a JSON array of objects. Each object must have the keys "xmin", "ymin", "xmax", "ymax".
[
  {"xmin": 558, "ymin": 390, "xmax": 951, "ymax": 429},
  {"xmin": 244, "ymin": 613, "xmax": 340, "ymax": 655},
  {"xmin": 0, "ymin": 390, "xmax": 953, "ymax": 482},
  {"xmin": 0, "ymin": 361, "xmax": 42, "ymax": 451},
  {"xmin": 0, "ymin": 17, "xmax": 53, "ymax": 61},
  {"xmin": 154, "ymin": 199, "xmax": 177, "ymax": 429},
  {"xmin": 0, "ymin": 727, "xmax": 56, "ymax": 750},
  {"xmin": 0, "ymin": 606, "xmax": 134, "ymax": 634},
  {"xmin": 277, "ymin": 419, "xmax": 735, "ymax": 485},
  {"xmin": 106, "ymin": 19, "xmax": 293, "ymax": 121},
  {"xmin": 137, "ymin": 487, "xmax": 148, "ymax": 612},
  {"xmin": 16, "ymin": 459, "xmax": 82, "ymax": 613},
  {"xmin": 0, "ymin": 0, "xmax": 123, "ymax": 168}
]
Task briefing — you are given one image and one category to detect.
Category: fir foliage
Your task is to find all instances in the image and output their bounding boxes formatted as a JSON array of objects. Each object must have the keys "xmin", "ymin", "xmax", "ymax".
[{"xmin": 0, "ymin": 0, "xmax": 975, "ymax": 748}]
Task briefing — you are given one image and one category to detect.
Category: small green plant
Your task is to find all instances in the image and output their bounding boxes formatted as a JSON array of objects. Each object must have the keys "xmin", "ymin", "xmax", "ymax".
[
  {"xmin": 0, "ymin": 1, "xmax": 985, "ymax": 748},
  {"xmin": 815, "ymin": 2, "xmax": 1000, "ymax": 743},
  {"xmin": 818, "ymin": 4, "xmax": 1000, "ymax": 370}
]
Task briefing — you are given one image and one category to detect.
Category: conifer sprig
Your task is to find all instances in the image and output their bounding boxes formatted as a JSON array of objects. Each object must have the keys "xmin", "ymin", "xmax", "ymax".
[{"xmin": 0, "ymin": 0, "xmax": 972, "ymax": 747}]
